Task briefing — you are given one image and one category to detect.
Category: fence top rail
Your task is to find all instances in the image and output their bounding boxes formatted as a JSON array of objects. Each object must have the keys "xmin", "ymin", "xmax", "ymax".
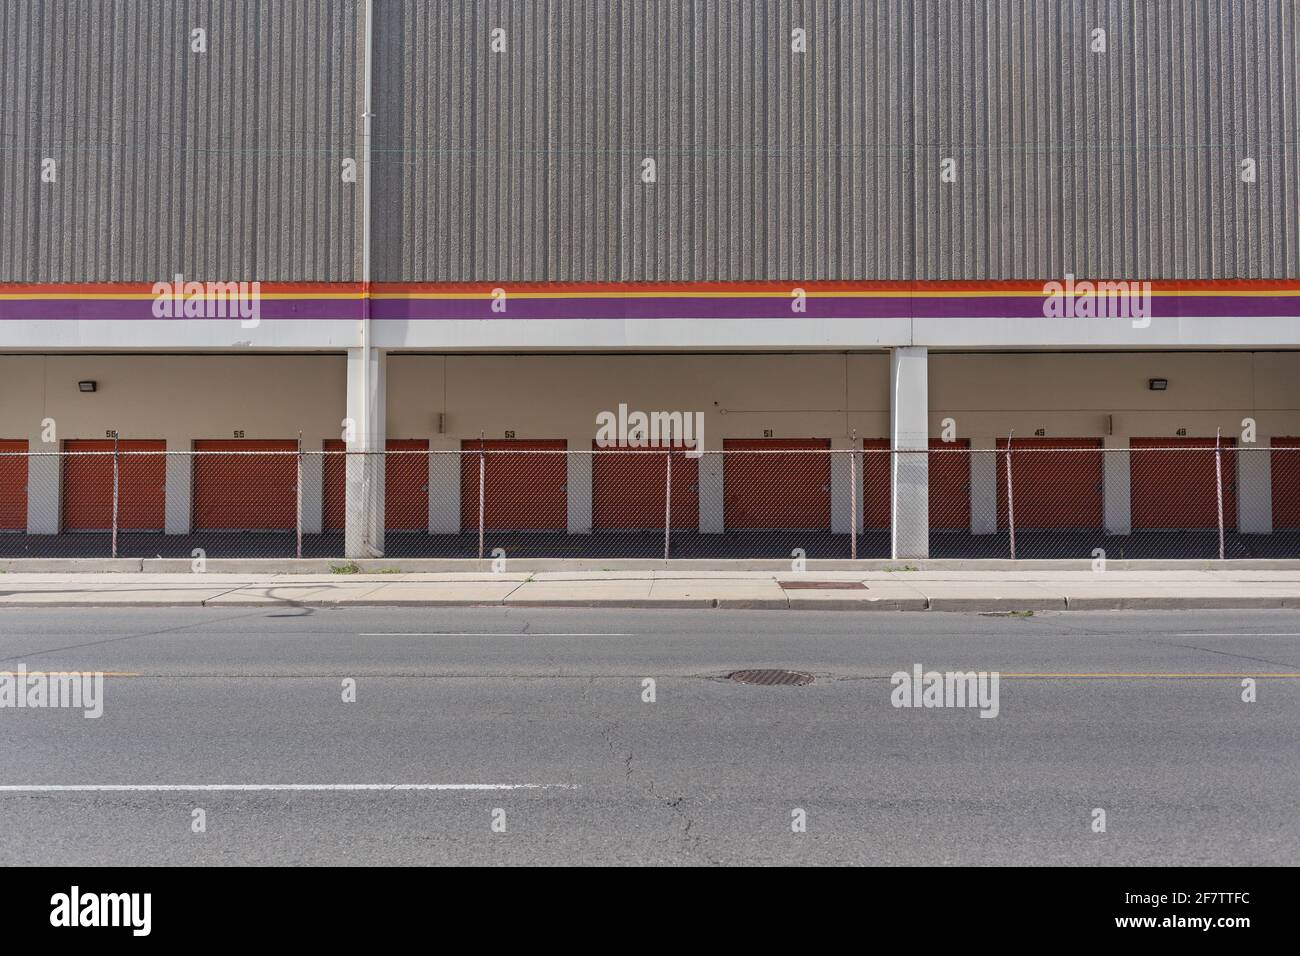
[{"xmin": 0, "ymin": 445, "xmax": 1286, "ymax": 457}]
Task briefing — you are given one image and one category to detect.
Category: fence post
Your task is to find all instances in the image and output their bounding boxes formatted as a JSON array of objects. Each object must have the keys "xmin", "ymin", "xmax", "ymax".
[
  {"xmin": 111, "ymin": 433, "xmax": 120, "ymax": 559},
  {"xmin": 663, "ymin": 450, "xmax": 672, "ymax": 562},
  {"xmin": 1005, "ymin": 430, "xmax": 1016, "ymax": 560},
  {"xmin": 849, "ymin": 447, "xmax": 858, "ymax": 560},
  {"xmin": 1215, "ymin": 427, "xmax": 1225, "ymax": 561},
  {"xmin": 296, "ymin": 431, "xmax": 303, "ymax": 559},
  {"xmin": 477, "ymin": 448, "xmax": 486, "ymax": 561}
]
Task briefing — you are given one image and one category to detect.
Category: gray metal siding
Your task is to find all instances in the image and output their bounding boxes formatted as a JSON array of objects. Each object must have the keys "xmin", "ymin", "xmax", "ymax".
[
  {"xmin": 2, "ymin": 0, "xmax": 1296, "ymax": 283},
  {"xmin": 0, "ymin": 0, "xmax": 363, "ymax": 282}
]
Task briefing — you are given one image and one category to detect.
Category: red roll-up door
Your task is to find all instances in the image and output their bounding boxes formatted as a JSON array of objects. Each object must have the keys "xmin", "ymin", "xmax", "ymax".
[
  {"xmin": 996, "ymin": 437, "xmax": 1104, "ymax": 529},
  {"xmin": 323, "ymin": 439, "xmax": 430, "ymax": 532},
  {"xmin": 322, "ymin": 439, "xmax": 346, "ymax": 532},
  {"xmin": 1130, "ymin": 437, "xmax": 1236, "ymax": 529},
  {"xmin": 930, "ymin": 439, "xmax": 971, "ymax": 530},
  {"xmin": 863, "ymin": 439, "xmax": 890, "ymax": 530},
  {"xmin": 1271, "ymin": 438, "xmax": 1300, "ymax": 529},
  {"xmin": 61, "ymin": 439, "xmax": 166, "ymax": 531},
  {"xmin": 592, "ymin": 442, "xmax": 699, "ymax": 530},
  {"xmin": 724, "ymin": 438, "xmax": 830, "ymax": 529},
  {"xmin": 193, "ymin": 439, "xmax": 296, "ymax": 531},
  {"xmin": 0, "ymin": 440, "xmax": 28, "ymax": 531},
  {"xmin": 460, "ymin": 439, "xmax": 567, "ymax": 531},
  {"xmin": 385, "ymin": 439, "xmax": 430, "ymax": 531}
]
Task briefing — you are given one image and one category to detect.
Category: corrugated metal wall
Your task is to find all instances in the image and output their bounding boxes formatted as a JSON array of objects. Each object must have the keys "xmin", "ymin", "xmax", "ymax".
[
  {"xmin": 375, "ymin": 0, "xmax": 1299, "ymax": 282},
  {"xmin": 2, "ymin": 0, "xmax": 1296, "ymax": 283},
  {"xmin": 0, "ymin": 0, "xmax": 363, "ymax": 282}
]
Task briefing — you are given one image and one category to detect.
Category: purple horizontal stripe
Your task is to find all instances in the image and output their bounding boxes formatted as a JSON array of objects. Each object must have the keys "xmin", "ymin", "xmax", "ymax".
[
  {"xmin": 1, "ymin": 294, "xmax": 1298, "ymax": 321},
  {"xmin": 0, "ymin": 299, "xmax": 365, "ymax": 321}
]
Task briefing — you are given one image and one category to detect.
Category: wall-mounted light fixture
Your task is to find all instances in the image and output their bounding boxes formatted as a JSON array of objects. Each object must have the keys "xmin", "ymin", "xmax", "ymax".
[
  {"xmin": 77, "ymin": 381, "xmax": 97, "ymax": 393},
  {"xmin": 1148, "ymin": 378, "xmax": 1168, "ymax": 391}
]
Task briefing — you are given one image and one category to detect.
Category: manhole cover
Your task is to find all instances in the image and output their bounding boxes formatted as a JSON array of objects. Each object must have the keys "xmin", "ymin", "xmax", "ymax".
[
  {"xmin": 779, "ymin": 581, "xmax": 867, "ymax": 590},
  {"xmin": 728, "ymin": 669, "xmax": 815, "ymax": 686}
]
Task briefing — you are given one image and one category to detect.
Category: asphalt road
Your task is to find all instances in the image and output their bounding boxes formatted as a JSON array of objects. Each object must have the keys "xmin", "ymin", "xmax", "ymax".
[{"xmin": 0, "ymin": 607, "xmax": 1297, "ymax": 866}]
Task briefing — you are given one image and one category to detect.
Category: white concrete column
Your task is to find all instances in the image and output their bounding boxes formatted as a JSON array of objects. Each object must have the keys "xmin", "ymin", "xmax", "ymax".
[
  {"xmin": 890, "ymin": 347, "xmax": 929, "ymax": 558},
  {"xmin": 830, "ymin": 437, "xmax": 864, "ymax": 533},
  {"xmin": 969, "ymin": 435, "xmax": 998, "ymax": 534},
  {"xmin": 299, "ymin": 436, "xmax": 324, "ymax": 535},
  {"xmin": 164, "ymin": 437, "xmax": 192, "ymax": 534},
  {"xmin": 698, "ymin": 443, "xmax": 724, "ymax": 533},
  {"xmin": 26, "ymin": 432, "xmax": 60, "ymax": 535},
  {"xmin": 345, "ymin": 347, "xmax": 386, "ymax": 557},
  {"xmin": 566, "ymin": 437, "xmax": 591, "ymax": 534},
  {"xmin": 1103, "ymin": 436, "xmax": 1131, "ymax": 535},
  {"xmin": 428, "ymin": 438, "xmax": 460, "ymax": 534},
  {"xmin": 1237, "ymin": 438, "xmax": 1272, "ymax": 534}
]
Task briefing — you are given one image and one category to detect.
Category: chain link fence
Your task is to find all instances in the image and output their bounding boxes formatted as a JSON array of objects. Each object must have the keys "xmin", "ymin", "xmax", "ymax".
[{"xmin": 1, "ymin": 444, "xmax": 1297, "ymax": 560}]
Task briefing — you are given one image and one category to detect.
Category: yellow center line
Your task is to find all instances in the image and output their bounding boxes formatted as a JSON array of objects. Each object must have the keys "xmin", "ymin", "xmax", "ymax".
[{"xmin": 997, "ymin": 672, "xmax": 1300, "ymax": 679}]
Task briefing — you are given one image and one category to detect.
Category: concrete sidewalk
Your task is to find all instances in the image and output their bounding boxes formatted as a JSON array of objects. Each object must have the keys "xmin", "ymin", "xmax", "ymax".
[{"xmin": 1, "ymin": 569, "xmax": 1298, "ymax": 611}]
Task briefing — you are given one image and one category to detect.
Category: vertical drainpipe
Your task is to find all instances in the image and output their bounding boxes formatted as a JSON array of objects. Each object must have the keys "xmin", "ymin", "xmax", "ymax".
[{"xmin": 360, "ymin": 0, "xmax": 375, "ymax": 553}]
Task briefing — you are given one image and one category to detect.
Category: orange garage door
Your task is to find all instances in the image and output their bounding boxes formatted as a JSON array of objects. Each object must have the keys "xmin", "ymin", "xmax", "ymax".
[
  {"xmin": 997, "ymin": 437, "xmax": 1103, "ymax": 529},
  {"xmin": 863, "ymin": 439, "xmax": 890, "ymax": 530},
  {"xmin": 62, "ymin": 439, "xmax": 165, "ymax": 531},
  {"xmin": 930, "ymin": 439, "xmax": 971, "ymax": 530},
  {"xmin": 0, "ymin": 440, "xmax": 28, "ymax": 530},
  {"xmin": 193, "ymin": 439, "xmax": 296, "ymax": 530},
  {"xmin": 592, "ymin": 443, "xmax": 699, "ymax": 530},
  {"xmin": 1130, "ymin": 437, "xmax": 1236, "ymax": 529},
  {"xmin": 724, "ymin": 439, "xmax": 830, "ymax": 529},
  {"xmin": 461, "ymin": 440, "xmax": 567, "ymax": 531},
  {"xmin": 1272, "ymin": 438, "xmax": 1300, "ymax": 529},
  {"xmin": 322, "ymin": 439, "xmax": 430, "ymax": 531}
]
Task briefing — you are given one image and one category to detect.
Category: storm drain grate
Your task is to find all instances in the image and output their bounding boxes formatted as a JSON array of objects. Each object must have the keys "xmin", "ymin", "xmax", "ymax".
[
  {"xmin": 778, "ymin": 581, "xmax": 867, "ymax": 590},
  {"xmin": 728, "ymin": 669, "xmax": 815, "ymax": 686}
]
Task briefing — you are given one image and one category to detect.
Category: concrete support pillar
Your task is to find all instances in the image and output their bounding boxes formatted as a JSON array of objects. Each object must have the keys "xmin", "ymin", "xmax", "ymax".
[
  {"xmin": 299, "ymin": 436, "xmax": 324, "ymax": 535},
  {"xmin": 1237, "ymin": 437, "xmax": 1272, "ymax": 534},
  {"xmin": 345, "ymin": 347, "xmax": 386, "ymax": 557},
  {"xmin": 698, "ymin": 443, "xmax": 724, "ymax": 533},
  {"xmin": 1103, "ymin": 436, "xmax": 1131, "ymax": 535},
  {"xmin": 26, "ymin": 435, "xmax": 60, "ymax": 534},
  {"xmin": 428, "ymin": 438, "xmax": 461, "ymax": 534},
  {"xmin": 830, "ymin": 437, "xmax": 864, "ymax": 533},
  {"xmin": 890, "ymin": 347, "xmax": 929, "ymax": 558},
  {"xmin": 164, "ymin": 437, "xmax": 192, "ymax": 534},
  {"xmin": 566, "ymin": 437, "xmax": 591, "ymax": 534},
  {"xmin": 969, "ymin": 435, "xmax": 998, "ymax": 534}
]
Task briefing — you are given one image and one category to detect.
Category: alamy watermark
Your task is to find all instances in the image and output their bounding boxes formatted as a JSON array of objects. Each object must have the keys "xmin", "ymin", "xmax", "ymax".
[
  {"xmin": 151, "ymin": 273, "xmax": 261, "ymax": 327},
  {"xmin": 1042, "ymin": 274, "xmax": 1151, "ymax": 328},
  {"xmin": 595, "ymin": 403, "xmax": 703, "ymax": 457},
  {"xmin": 0, "ymin": 665, "xmax": 104, "ymax": 718},
  {"xmin": 890, "ymin": 664, "xmax": 1000, "ymax": 718}
]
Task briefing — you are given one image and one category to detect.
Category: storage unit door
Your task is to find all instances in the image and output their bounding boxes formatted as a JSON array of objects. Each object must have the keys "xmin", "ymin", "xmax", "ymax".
[
  {"xmin": 62, "ymin": 439, "xmax": 166, "ymax": 531},
  {"xmin": 322, "ymin": 439, "xmax": 346, "ymax": 532},
  {"xmin": 460, "ymin": 440, "xmax": 567, "ymax": 531},
  {"xmin": 1129, "ymin": 437, "xmax": 1236, "ymax": 529},
  {"xmin": 385, "ymin": 439, "xmax": 430, "ymax": 531},
  {"xmin": 996, "ymin": 438, "xmax": 1104, "ymax": 529},
  {"xmin": 192, "ymin": 439, "xmax": 297, "ymax": 531},
  {"xmin": 862, "ymin": 439, "xmax": 891, "ymax": 530},
  {"xmin": 0, "ymin": 440, "xmax": 28, "ymax": 530},
  {"xmin": 591, "ymin": 443, "xmax": 699, "ymax": 530},
  {"xmin": 930, "ymin": 439, "xmax": 971, "ymax": 530},
  {"xmin": 723, "ymin": 439, "xmax": 831, "ymax": 530},
  {"xmin": 1271, "ymin": 438, "xmax": 1300, "ymax": 530}
]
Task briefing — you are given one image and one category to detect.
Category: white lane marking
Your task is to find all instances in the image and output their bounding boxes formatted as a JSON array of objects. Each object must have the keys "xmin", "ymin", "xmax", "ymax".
[
  {"xmin": 357, "ymin": 632, "xmax": 637, "ymax": 637},
  {"xmin": 1173, "ymin": 633, "xmax": 1300, "ymax": 637},
  {"xmin": 0, "ymin": 784, "xmax": 578, "ymax": 792}
]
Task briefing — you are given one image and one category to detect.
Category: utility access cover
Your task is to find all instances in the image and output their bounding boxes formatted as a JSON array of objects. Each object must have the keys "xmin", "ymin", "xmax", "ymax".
[{"xmin": 728, "ymin": 669, "xmax": 815, "ymax": 686}]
